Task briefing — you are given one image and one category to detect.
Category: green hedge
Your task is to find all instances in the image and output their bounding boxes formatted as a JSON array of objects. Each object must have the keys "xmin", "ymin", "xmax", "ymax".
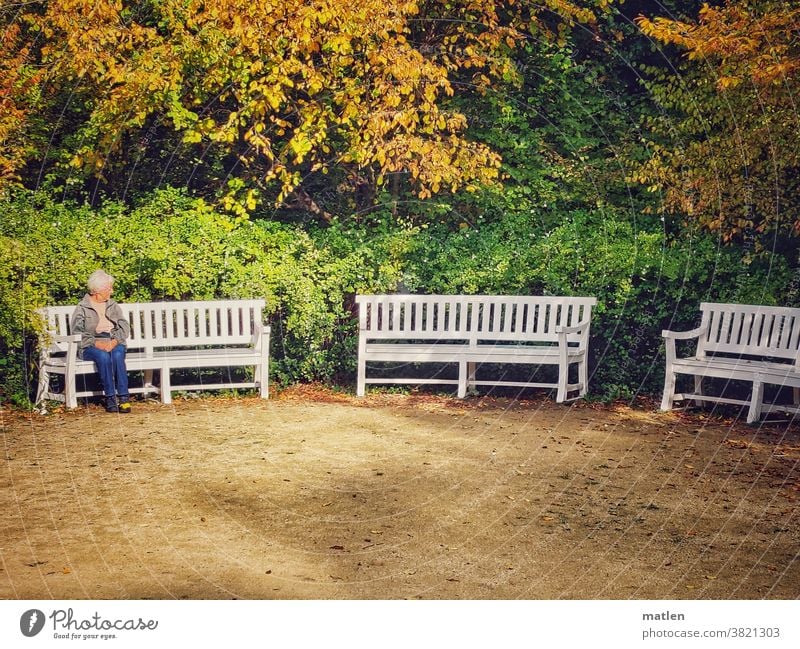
[
  {"xmin": 0, "ymin": 188, "xmax": 792, "ymax": 406},
  {"xmin": 0, "ymin": 188, "xmax": 408, "ymax": 404},
  {"xmin": 398, "ymin": 209, "xmax": 791, "ymax": 399}
]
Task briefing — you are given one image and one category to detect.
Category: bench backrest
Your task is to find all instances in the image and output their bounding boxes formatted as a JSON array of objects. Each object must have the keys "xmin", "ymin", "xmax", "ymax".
[
  {"xmin": 356, "ymin": 295, "xmax": 596, "ymax": 344},
  {"xmin": 698, "ymin": 302, "xmax": 800, "ymax": 363},
  {"xmin": 40, "ymin": 299, "xmax": 267, "ymax": 353}
]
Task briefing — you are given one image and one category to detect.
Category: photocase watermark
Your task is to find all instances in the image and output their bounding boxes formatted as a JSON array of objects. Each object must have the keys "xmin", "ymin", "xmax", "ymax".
[
  {"xmin": 18, "ymin": 608, "xmax": 158, "ymax": 641},
  {"xmin": 20, "ymin": 609, "xmax": 45, "ymax": 637}
]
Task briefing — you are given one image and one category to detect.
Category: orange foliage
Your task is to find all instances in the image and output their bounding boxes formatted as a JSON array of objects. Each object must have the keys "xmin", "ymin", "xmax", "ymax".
[
  {"xmin": 634, "ymin": 1, "xmax": 800, "ymax": 241},
  {"xmin": 637, "ymin": 2, "xmax": 800, "ymax": 89},
  {"xmin": 0, "ymin": 0, "xmax": 606, "ymax": 207},
  {"xmin": 0, "ymin": 17, "xmax": 39, "ymax": 188}
]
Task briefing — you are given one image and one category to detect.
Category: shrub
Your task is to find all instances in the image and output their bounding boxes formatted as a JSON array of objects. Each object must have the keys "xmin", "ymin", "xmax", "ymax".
[
  {"xmin": 0, "ymin": 188, "xmax": 410, "ymax": 400},
  {"xmin": 0, "ymin": 189, "xmax": 793, "ymax": 405},
  {"xmin": 399, "ymin": 208, "xmax": 791, "ymax": 399}
]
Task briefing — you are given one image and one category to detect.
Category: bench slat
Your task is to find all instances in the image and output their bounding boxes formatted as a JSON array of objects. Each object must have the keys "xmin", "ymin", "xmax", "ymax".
[
  {"xmin": 776, "ymin": 314, "xmax": 792, "ymax": 350},
  {"xmin": 541, "ymin": 303, "xmax": 553, "ymax": 334},
  {"xmin": 759, "ymin": 312, "xmax": 775, "ymax": 348},
  {"xmin": 733, "ymin": 311, "xmax": 746, "ymax": 345},
  {"xmin": 491, "ymin": 301, "xmax": 502, "ymax": 333},
  {"xmin": 788, "ymin": 316, "xmax": 800, "ymax": 359}
]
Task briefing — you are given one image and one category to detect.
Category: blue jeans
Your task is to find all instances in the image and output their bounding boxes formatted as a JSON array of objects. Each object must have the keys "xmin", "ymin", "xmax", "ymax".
[{"xmin": 82, "ymin": 344, "xmax": 129, "ymax": 400}]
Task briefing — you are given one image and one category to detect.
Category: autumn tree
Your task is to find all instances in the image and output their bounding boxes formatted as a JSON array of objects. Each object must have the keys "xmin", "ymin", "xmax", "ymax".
[
  {"xmin": 0, "ymin": 0, "xmax": 609, "ymax": 218},
  {"xmin": 0, "ymin": 1, "xmax": 43, "ymax": 191},
  {"xmin": 633, "ymin": 0, "xmax": 800, "ymax": 244}
]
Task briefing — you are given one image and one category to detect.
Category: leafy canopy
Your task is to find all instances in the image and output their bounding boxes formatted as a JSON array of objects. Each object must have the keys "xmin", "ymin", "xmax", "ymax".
[
  {"xmin": 1, "ymin": 0, "xmax": 609, "ymax": 210},
  {"xmin": 634, "ymin": 1, "xmax": 800, "ymax": 242}
]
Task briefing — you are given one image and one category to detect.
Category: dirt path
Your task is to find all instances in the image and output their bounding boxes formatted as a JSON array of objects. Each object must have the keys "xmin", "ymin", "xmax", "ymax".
[{"xmin": 2, "ymin": 389, "xmax": 799, "ymax": 599}]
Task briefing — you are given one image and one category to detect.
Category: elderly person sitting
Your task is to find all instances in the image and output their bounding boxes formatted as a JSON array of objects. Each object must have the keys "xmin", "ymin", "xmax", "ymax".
[{"xmin": 71, "ymin": 270, "xmax": 132, "ymax": 413}]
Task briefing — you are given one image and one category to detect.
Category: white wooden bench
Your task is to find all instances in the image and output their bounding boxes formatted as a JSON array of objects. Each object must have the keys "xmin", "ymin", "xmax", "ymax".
[
  {"xmin": 355, "ymin": 294, "xmax": 597, "ymax": 401},
  {"xmin": 661, "ymin": 302, "xmax": 800, "ymax": 423},
  {"xmin": 35, "ymin": 299, "xmax": 270, "ymax": 408}
]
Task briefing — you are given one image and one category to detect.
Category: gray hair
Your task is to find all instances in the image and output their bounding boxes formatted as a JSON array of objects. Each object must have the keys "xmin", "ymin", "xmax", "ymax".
[{"xmin": 87, "ymin": 269, "xmax": 115, "ymax": 294}]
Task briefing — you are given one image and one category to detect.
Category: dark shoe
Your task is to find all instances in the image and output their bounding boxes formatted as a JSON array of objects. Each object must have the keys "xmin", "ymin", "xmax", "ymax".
[
  {"xmin": 105, "ymin": 397, "xmax": 119, "ymax": 413},
  {"xmin": 118, "ymin": 401, "xmax": 131, "ymax": 414}
]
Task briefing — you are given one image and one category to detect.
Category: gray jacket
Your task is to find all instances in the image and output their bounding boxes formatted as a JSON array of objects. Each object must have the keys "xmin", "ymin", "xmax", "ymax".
[{"xmin": 71, "ymin": 295, "xmax": 131, "ymax": 358}]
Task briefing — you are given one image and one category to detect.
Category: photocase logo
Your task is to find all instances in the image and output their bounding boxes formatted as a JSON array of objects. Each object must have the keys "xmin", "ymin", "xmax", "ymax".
[{"xmin": 20, "ymin": 609, "xmax": 46, "ymax": 637}]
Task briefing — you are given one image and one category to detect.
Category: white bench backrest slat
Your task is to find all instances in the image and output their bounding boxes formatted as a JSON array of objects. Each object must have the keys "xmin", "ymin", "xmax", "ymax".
[
  {"xmin": 40, "ymin": 299, "xmax": 266, "ymax": 352},
  {"xmin": 45, "ymin": 310, "xmax": 71, "ymax": 338},
  {"xmin": 357, "ymin": 295, "xmax": 596, "ymax": 343},
  {"xmin": 788, "ymin": 312, "xmax": 800, "ymax": 353},
  {"xmin": 698, "ymin": 303, "xmax": 800, "ymax": 361}
]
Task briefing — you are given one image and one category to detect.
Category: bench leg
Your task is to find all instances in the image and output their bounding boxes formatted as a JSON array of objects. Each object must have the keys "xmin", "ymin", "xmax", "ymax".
[
  {"xmin": 356, "ymin": 357, "xmax": 366, "ymax": 397},
  {"xmin": 35, "ymin": 366, "xmax": 50, "ymax": 405},
  {"xmin": 578, "ymin": 359, "xmax": 588, "ymax": 397},
  {"xmin": 794, "ymin": 387, "xmax": 800, "ymax": 406},
  {"xmin": 457, "ymin": 361, "xmax": 467, "ymax": 398},
  {"xmin": 660, "ymin": 371, "xmax": 677, "ymax": 411},
  {"xmin": 160, "ymin": 367, "xmax": 172, "ymax": 405},
  {"xmin": 693, "ymin": 375, "xmax": 704, "ymax": 407},
  {"xmin": 747, "ymin": 379, "xmax": 764, "ymax": 424},
  {"xmin": 258, "ymin": 361, "xmax": 269, "ymax": 399},
  {"xmin": 64, "ymin": 375, "xmax": 78, "ymax": 409},
  {"xmin": 467, "ymin": 362, "xmax": 477, "ymax": 394},
  {"xmin": 556, "ymin": 368, "xmax": 568, "ymax": 403}
]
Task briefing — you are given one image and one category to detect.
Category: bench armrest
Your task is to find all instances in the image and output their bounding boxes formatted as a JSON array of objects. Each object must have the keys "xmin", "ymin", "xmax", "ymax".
[
  {"xmin": 40, "ymin": 333, "xmax": 82, "ymax": 352},
  {"xmin": 662, "ymin": 325, "xmax": 706, "ymax": 340},
  {"xmin": 555, "ymin": 319, "xmax": 592, "ymax": 335},
  {"xmin": 39, "ymin": 333, "xmax": 81, "ymax": 366},
  {"xmin": 251, "ymin": 323, "xmax": 271, "ymax": 349},
  {"xmin": 48, "ymin": 334, "xmax": 82, "ymax": 344},
  {"xmin": 663, "ymin": 325, "xmax": 707, "ymax": 364}
]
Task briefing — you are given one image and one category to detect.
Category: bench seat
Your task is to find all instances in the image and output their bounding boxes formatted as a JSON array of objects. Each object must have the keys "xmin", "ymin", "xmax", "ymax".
[
  {"xmin": 670, "ymin": 356, "xmax": 799, "ymax": 381},
  {"xmin": 362, "ymin": 343, "xmax": 587, "ymax": 362}
]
